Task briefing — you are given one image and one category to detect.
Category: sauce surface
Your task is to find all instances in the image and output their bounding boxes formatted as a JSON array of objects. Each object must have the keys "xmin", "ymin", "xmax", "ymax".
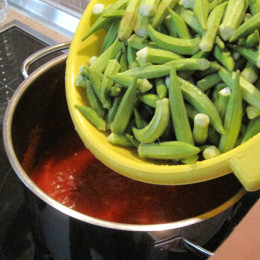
[{"xmin": 29, "ymin": 132, "xmax": 241, "ymax": 225}]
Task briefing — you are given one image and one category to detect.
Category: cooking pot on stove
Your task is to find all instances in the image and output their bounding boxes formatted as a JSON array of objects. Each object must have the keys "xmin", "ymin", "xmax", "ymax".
[{"xmin": 3, "ymin": 46, "xmax": 246, "ymax": 259}]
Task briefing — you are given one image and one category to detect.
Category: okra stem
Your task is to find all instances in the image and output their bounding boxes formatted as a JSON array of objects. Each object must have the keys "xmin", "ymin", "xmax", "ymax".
[
  {"xmin": 193, "ymin": 113, "xmax": 210, "ymax": 144},
  {"xmin": 219, "ymin": 0, "xmax": 248, "ymax": 41},
  {"xmin": 217, "ymin": 87, "xmax": 231, "ymax": 121},
  {"xmin": 202, "ymin": 145, "xmax": 220, "ymax": 159}
]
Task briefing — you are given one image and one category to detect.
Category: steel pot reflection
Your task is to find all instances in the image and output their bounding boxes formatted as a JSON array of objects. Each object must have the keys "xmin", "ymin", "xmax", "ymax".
[{"xmin": 3, "ymin": 53, "xmax": 246, "ymax": 259}]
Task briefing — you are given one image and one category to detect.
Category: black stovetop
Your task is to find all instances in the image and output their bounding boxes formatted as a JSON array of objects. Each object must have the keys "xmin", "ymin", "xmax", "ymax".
[
  {"xmin": 0, "ymin": 21, "xmax": 60, "ymax": 260},
  {"xmin": 0, "ymin": 21, "xmax": 259, "ymax": 260}
]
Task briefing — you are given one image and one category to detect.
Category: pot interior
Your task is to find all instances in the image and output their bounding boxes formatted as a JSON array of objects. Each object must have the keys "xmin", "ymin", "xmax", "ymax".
[{"xmin": 6, "ymin": 57, "xmax": 244, "ymax": 229}]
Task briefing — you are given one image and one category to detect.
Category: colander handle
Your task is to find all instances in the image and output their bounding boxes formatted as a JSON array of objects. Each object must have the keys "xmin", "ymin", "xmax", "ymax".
[
  {"xmin": 21, "ymin": 41, "xmax": 71, "ymax": 79},
  {"xmin": 229, "ymin": 140, "xmax": 260, "ymax": 191}
]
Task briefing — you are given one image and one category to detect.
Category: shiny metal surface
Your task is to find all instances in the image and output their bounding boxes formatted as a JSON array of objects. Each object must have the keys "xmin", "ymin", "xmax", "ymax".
[
  {"xmin": 21, "ymin": 41, "xmax": 70, "ymax": 78},
  {"xmin": 3, "ymin": 53, "xmax": 246, "ymax": 233},
  {"xmin": 9, "ymin": 0, "xmax": 79, "ymax": 38}
]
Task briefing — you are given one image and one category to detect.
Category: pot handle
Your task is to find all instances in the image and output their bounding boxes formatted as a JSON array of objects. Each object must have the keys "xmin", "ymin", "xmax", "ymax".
[
  {"xmin": 21, "ymin": 41, "xmax": 71, "ymax": 79},
  {"xmin": 229, "ymin": 139, "xmax": 260, "ymax": 191},
  {"xmin": 154, "ymin": 236, "xmax": 214, "ymax": 259}
]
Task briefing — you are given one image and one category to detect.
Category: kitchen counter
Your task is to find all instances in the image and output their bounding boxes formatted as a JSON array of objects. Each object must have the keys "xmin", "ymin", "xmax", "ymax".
[{"xmin": 2, "ymin": 6, "xmax": 72, "ymax": 43}]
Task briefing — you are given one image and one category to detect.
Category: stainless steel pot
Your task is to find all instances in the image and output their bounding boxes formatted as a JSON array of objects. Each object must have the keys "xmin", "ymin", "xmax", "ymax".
[{"xmin": 3, "ymin": 49, "xmax": 246, "ymax": 259}]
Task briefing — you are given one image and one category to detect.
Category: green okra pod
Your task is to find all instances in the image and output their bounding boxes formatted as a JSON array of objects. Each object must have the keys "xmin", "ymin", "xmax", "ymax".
[
  {"xmin": 218, "ymin": 67, "xmax": 260, "ymax": 110},
  {"xmin": 75, "ymin": 105, "xmax": 106, "ymax": 131},
  {"xmin": 86, "ymin": 79, "xmax": 106, "ymax": 117},
  {"xmin": 230, "ymin": 12, "xmax": 260, "ymax": 42},
  {"xmin": 168, "ymin": 65, "xmax": 194, "ymax": 144},
  {"xmin": 137, "ymin": 93, "xmax": 159, "ymax": 108},
  {"xmin": 213, "ymin": 46, "xmax": 234, "ymax": 71},
  {"xmin": 108, "ymin": 74, "xmax": 152, "ymax": 93},
  {"xmin": 127, "ymin": 34, "xmax": 159, "ymax": 50},
  {"xmin": 163, "ymin": 15, "xmax": 178, "ymax": 37},
  {"xmin": 126, "ymin": 45, "xmax": 138, "ymax": 68},
  {"xmin": 167, "ymin": 8, "xmax": 191, "ymax": 39},
  {"xmin": 90, "ymin": 38, "xmax": 123, "ymax": 73},
  {"xmin": 108, "ymin": 133, "xmax": 134, "ymax": 147},
  {"xmin": 243, "ymin": 30, "xmax": 260, "ymax": 48},
  {"xmin": 136, "ymin": 47, "xmax": 183, "ymax": 64},
  {"xmin": 219, "ymin": 71, "xmax": 243, "ymax": 153},
  {"xmin": 102, "ymin": 9, "xmax": 125, "ymax": 19},
  {"xmin": 110, "ymin": 76, "xmax": 138, "ymax": 134},
  {"xmin": 193, "ymin": 0, "xmax": 209, "ymax": 30},
  {"xmin": 249, "ymin": 0, "xmax": 260, "ymax": 15},
  {"xmin": 85, "ymin": 67, "xmax": 102, "ymax": 101},
  {"xmin": 147, "ymin": 24, "xmax": 200, "ymax": 55},
  {"xmin": 228, "ymin": 44, "xmax": 260, "ymax": 68},
  {"xmin": 151, "ymin": 0, "xmax": 179, "ymax": 29},
  {"xmin": 199, "ymin": 2, "xmax": 227, "ymax": 52},
  {"xmin": 101, "ymin": 59, "xmax": 121, "ymax": 108},
  {"xmin": 197, "ymin": 73, "xmax": 222, "ymax": 92},
  {"xmin": 219, "ymin": 0, "xmax": 248, "ymax": 41},
  {"xmin": 118, "ymin": 58, "xmax": 210, "ymax": 79},
  {"xmin": 179, "ymin": 9, "xmax": 205, "ymax": 35},
  {"xmin": 100, "ymin": 20, "xmax": 120, "ymax": 53},
  {"xmin": 118, "ymin": 0, "xmax": 141, "ymax": 41},
  {"xmin": 106, "ymin": 95, "xmax": 122, "ymax": 128},
  {"xmin": 138, "ymin": 141, "xmax": 200, "ymax": 160},
  {"xmin": 82, "ymin": 0, "xmax": 128, "ymax": 41},
  {"xmin": 132, "ymin": 98, "xmax": 170, "ymax": 143},
  {"xmin": 155, "ymin": 78, "xmax": 168, "ymax": 99},
  {"xmin": 177, "ymin": 77, "xmax": 225, "ymax": 134},
  {"xmin": 208, "ymin": 0, "xmax": 227, "ymax": 12},
  {"xmin": 242, "ymin": 116, "xmax": 260, "ymax": 143}
]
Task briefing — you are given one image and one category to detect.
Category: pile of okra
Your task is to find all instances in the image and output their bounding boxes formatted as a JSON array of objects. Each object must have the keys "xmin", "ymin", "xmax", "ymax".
[{"xmin": 75, "ymin": 0, "xmax": 260, "ymax": 163}]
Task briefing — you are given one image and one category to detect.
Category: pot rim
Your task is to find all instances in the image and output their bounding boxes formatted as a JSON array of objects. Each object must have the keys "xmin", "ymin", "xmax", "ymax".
[{"xmin": 3, "ymin": 54, "xmax": 246, "ymax": 232}]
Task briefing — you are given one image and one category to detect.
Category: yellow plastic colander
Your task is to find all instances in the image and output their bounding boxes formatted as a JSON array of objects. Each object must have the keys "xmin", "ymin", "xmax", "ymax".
[{"xmin": 65, "ymin": 0, "xmax": 260, "ymax": 191}]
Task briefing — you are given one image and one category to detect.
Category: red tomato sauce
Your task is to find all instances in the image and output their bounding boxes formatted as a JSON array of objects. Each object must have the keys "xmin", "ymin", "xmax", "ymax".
[{"xmin": 29, "ymin": 132, "xmax": 241, "ymax": 225}]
